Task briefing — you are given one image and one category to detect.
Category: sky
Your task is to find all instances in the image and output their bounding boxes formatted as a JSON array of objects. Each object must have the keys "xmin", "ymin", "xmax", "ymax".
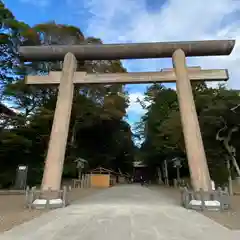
[{"xmin": 3, "ymin": 0, "xmax": 240, "ymax": 128}]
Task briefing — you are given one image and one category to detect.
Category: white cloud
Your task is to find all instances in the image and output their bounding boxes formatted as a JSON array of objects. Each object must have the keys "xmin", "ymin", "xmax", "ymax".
[
  {"xmin": 127, "ymin": 91, "xmax": 155, "ymax": 123},
  {"xmin": 127, "ymin": 92, "xmax": 146, "ymax": 115},
  {"xmin": 81, "ymin": 0, "xmax": 240, "ymax": 121},
  {"xmin": 83, "ymin": 0, "xmax": 239, "ymax": 82},
  {"xmin": 19, "ymin": 0, "xmax": 50, "ymax": 7}
]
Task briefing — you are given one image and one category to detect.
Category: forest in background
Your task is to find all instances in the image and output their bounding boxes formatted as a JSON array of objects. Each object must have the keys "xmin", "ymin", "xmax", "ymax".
[
  {"xmin": 0, "ymin": 1, "xmax": 135, "ymax": 187},
  {"xmin": 1, "ymin": 1, "xmax": 240, "ymax": 188},
  {"xmin": 136, "ymin": 82, "xmax": 240, "ymax": 185}
]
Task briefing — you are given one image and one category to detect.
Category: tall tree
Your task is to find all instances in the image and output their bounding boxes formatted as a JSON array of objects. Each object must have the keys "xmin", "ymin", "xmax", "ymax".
[
  {"xmin": 0, "ymin": 10, "xmax": 135, "ymax": 187},
  {"xmin": 138, "ymin": 81, "xmax": 240, "ymax": 185}
]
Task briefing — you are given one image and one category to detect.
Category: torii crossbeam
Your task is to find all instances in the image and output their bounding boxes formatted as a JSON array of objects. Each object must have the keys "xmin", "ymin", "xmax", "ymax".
[
  {"xmin": 20, "ymin": 40, "xmax": 235, "ymax": 203},
  {"xmin": 26, "ymin": 68, "xmax": 228, "ymax": 85}
]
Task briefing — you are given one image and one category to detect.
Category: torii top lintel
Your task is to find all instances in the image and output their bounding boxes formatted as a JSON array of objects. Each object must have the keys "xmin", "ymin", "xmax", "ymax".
[{"xmin": 19, "ymin": 40, "xmax": 235, "ymax": 62}]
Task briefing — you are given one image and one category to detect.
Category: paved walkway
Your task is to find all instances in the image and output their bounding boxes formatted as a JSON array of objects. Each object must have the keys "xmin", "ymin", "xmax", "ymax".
[{"xmin": 0, "ymin": 185, "xmax": 238, "ymax": 240}]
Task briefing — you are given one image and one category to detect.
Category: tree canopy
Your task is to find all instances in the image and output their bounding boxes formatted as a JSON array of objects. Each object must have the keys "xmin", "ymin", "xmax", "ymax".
[
  {"xmin": 0, "ymin": 1, "xmax": 134, "ymax": 188},
  {"xmin": 137, "ymin": 81, "xmax": 240, "ymax": 185}
]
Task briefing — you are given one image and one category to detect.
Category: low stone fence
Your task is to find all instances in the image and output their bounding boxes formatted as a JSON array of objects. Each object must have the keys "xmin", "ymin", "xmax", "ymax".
[
  {"xmin": 25, "ymin": 186, "xmax": 70, "ymax": 209},
  {"xmin": 72, "ymin": 174, "xmax": 91, "ymax": 189},
  {"xmin": 0, "ymin": 190, "xmax": 26, "ymax": 195},
  {"xmin": 181, "ymin": 187, "xmax": 230, "ymax": 211}
]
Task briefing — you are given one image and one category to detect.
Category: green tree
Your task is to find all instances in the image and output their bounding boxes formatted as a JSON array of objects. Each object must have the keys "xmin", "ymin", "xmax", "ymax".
[
  {"xmin": 0, "ymin": 9, "xmax": 135, "ymax": 187},
  {"xmin": 138, "ymin": 81, "xmax": 240, "ymax": 185}
]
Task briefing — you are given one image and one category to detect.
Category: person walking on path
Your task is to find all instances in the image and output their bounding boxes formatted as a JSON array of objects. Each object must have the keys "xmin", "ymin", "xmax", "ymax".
[{"xmin": 140, "ymin": 175, "xmax": 144, "ymax": 186}]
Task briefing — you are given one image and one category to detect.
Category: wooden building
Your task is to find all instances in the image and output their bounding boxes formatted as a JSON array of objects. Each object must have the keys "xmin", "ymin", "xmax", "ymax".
[{"xmin": 90, "ymin": 167, "xmax": 117, "ymax": 188}]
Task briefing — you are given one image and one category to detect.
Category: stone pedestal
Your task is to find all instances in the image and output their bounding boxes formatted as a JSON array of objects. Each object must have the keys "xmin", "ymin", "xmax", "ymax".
[
  {"xmin": 26, "ymin": 186, "xmax": 69, "ymax": 209},
  {"xmin": 181, "ymin": 187, "xmax": 230, "ymax": 211},
  {"xmin": 32, "ymin": 198, "xmax": 64, "ymax": 209}
]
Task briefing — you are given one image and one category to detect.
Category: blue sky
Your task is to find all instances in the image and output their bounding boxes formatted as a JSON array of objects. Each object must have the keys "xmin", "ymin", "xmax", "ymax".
[{"xmin": 4, "ymin": 0, "xmax": 240, "ymax": 128}]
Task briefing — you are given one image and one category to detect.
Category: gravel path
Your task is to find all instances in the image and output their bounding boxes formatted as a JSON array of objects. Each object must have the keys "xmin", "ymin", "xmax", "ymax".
[{"xmin": 0, "ymin": 185, "xmax": 238, "ymax": 240}]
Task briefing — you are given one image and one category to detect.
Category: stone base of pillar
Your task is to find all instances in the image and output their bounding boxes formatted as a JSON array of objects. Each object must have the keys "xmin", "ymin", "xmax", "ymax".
[
  {"xmin": 25, "ymin": 186, "xmax": 69, "ymax": 210},
  {"xmin": 32, "ymin": 198, "xmax": 64, "ymax": 209},
  {"xmin": 181, "ymin": 187, "xmax": 230, "ymax": 211}
]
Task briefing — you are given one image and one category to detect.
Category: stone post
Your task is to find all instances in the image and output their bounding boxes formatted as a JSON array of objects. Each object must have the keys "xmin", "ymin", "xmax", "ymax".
[
  {"xmin": 41, "ymin": 52, "xmax": 77, "ymax": 192},
  {"xmin": 172, "ymin": 49, "xmax": 211, "ymax": 191}
]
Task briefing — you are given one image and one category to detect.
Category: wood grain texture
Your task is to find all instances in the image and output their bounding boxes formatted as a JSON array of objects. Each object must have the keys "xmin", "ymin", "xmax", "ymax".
[
  {"xmin": 41, "ymin": 53, "xmax": 77, "ymax": 192},
  {"xmin": 26, "ymin": 69, "xmax": 228, "ymax": 85},
  {"xmin": 19, "ymin": 40, "xmax": 235, "ymax": 61},
  {"xmin": 173, "ymin": 49, "xmax": 212, "ymax": 192}
]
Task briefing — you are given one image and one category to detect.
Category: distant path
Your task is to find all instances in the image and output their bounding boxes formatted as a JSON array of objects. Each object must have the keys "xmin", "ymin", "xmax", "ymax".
[{"xmin": 0, "ymin": 185, "xmax": 237, "ymax": 240}]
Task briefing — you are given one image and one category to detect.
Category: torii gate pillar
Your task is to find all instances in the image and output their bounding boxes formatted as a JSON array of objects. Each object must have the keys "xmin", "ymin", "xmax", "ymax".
[
  {"xmin": 41, "ymin": 52, "xmax": 77, "ymax": 192},
  {"xmin": 173, "ymin": 49, "xmax": 211, "ymax": 191}
]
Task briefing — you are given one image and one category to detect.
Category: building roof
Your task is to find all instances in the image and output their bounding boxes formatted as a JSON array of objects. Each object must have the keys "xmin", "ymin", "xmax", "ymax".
[
  {"xmin": 90, "ymin": 167, "xmax": 128, "ymax": 177},
  {"xmin": 0, "ymin": 103, "xmax": 17, "ymax": 116},
  {"xmin": 133, "ymin": 161, "xmax": 146, "ymax": 168}
]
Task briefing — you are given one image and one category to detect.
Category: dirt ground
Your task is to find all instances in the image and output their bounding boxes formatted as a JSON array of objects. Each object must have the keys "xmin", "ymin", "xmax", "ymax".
[
  {"xmin": 150, "ymin": 184, "xmax": 240, "ymax": 230},
  {"xmin": 202, "ymin": 183, "xmax": 240, "ymax": 230},
  {"xmin": 0, "ymin": 188, "xmax": 102, "ymax": 233}
]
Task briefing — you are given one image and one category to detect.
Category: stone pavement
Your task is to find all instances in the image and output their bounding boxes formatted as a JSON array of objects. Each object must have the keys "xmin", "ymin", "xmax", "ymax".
[{"xmin": 0, "ymin": 185, "xmax": 238, "ymax": 240}]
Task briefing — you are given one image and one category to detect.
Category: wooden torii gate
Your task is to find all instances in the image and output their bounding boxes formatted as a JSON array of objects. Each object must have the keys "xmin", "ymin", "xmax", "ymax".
[{"xmin": 19, "ymin": 40, "xmax": 235, "ymax": 198}]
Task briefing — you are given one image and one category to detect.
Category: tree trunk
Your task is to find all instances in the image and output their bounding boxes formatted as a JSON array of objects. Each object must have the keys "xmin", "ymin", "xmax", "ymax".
[
  {"xmin": 223, "ymin": 140, "xmax": 240, "ymax": 177},
  {"xmin": 216, "ymin": 125, "xmax": 240, "ymax": 177},
  {"xmin": 163, "ymin": 160, "xmax": 169, "ymax": 185},
  {"xmin": 226, "ymin": 156, "xmax": 233, "ymax": 195}
]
